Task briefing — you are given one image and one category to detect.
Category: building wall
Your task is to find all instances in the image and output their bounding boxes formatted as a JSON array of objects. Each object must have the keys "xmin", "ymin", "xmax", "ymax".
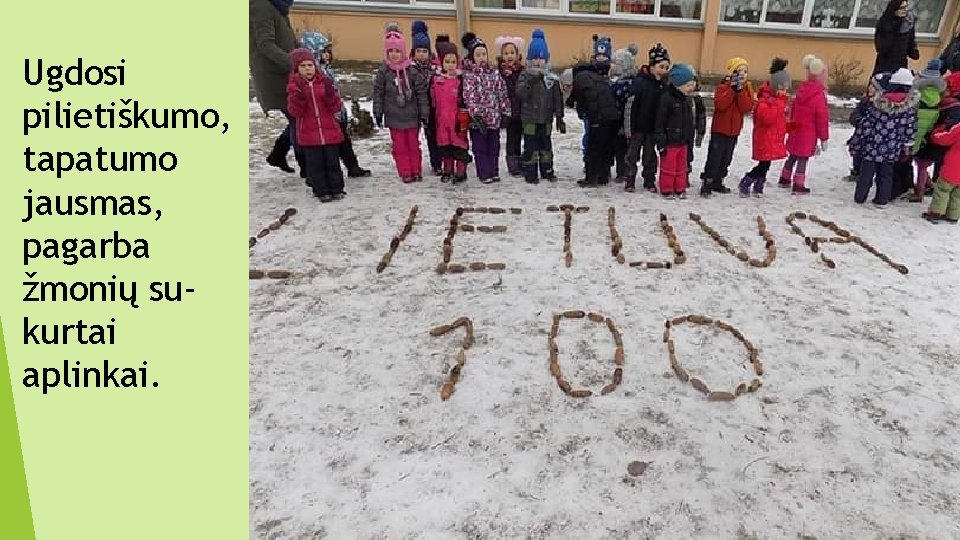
[{"xmin": 293, "ymin": 6, "xmax": 956, "ymax": 81}]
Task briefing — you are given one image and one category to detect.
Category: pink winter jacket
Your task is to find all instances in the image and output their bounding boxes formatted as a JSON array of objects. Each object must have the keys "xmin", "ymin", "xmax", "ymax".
[
  {"xmin": 461, "ymin": 59, "xmax": 511, "ymax": 129},
  {"xmin": 432, "ymin": 71, "xmax": 468, "ymax": 148},
  {"xmin": 786, "ymin": 79, "xmax": 829, "ymax": 158}
]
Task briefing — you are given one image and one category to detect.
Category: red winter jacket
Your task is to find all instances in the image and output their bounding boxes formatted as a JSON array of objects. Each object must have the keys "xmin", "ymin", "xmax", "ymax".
[
  {"xmin": 710, "ymin": 78, "xmax": 755, "ymax": 136},
  {"xmin": 930, "ymin": 122, "xmax": 960, "ymax": 187},
  {"xmin": 752, "ymin": 82, "xmax": 788, "ymax": 161},
  {"xmin": 286, "ymin": 72, "xmax": 344, "ymax": 147}
]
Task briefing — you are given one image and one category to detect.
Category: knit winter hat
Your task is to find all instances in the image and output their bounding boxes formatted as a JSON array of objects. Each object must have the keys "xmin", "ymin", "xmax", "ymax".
[
  {"xmin": 435, "ymin": 35, "xmax": 458, "ymax": 62},
  {"xmin": 769, "ymin": 58, "xmax": 790, "ymax": 89},
  {"xmin": 611, "ymin": 45, "xmax": 639, "ymax": 77},
  {"xmin": 889, "ymin": 67, "xmax": 915, "ymax": 88},
  {"xmin": 384, "ymin": 23, "xmax": 412, "ymax": 70},
  {"xmin": 802, "ymin": 54, "xmax": 827, "ymax": 81},
  {"xmin": 668, "ymin": 63, "xmax": 696, "ymax": 87},
  {"xmin": 461, "ymin": 32, "xmax": 487, "ymax": 61},
  {"xmin": 412, "ymin": 21, "xmax": 430, "ymax": 52},
  {"xmin": 648, "ymin": 43, "xmax": 670, "ymax": 66},
  {"xmin": 496, "ymin": 35, "xmax": 525, "ymax": 59},
  {"xmin": 289, "ymin": 48, "xmax": 316, "ymax": 72},
  {"xmin": 726, "ymin": 57, "xmax": 748, "ymax": 74},
  {"xmin": 871, "ymin": 72, "xmax": 892, "ymax": 92},
  {"xmin": 921, "ymin": 58, "xmax": 942, "ymax": 79},
  {"xmin": 593, "ymin": 34, "xmax": 612, "ymax": 63},
  {"xmin": 560, "ymin": 67, "xmax": 573, "ymax": 87},
  {"xmin": 526, "ymin": 29, "xmax": 549, "ymax": 61},
  {"xmin": 301, "ymin": 31, "xmax": 331, "ymax": 57}
]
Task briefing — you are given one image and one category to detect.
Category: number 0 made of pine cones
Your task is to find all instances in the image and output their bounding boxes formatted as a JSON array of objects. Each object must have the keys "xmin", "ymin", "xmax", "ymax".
[
  {"xmin": 549, "ymin": 311, "xmax": 624, "ymax": 398},
  {"xmin": 663, "ymin": 315, "xmax": 763, "ymax": 401}
]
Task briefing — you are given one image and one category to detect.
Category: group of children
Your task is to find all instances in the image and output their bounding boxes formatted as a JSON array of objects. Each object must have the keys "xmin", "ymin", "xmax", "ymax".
[
  {"xmin": 847, "ymin": 58, "xmax": 960, "ymax": 222},
  {"xmin": 280, "ymin": 21, "xmax": 960, "ymax": 223}
]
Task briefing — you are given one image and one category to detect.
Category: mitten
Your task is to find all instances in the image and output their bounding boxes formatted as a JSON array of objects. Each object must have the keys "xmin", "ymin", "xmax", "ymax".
[
  {"xmin": 731, "ymin": 72, "xmax": 745, "ymax": 91},
  {"xmin": 557, "ymin": 119, "xmax": 566, "ymax": 134},
  {"xmin": 469, "ymin": 115, "xmax": 485, "ymax": 131},
  {"xmin": 819, "ymin": 139, "xmax": 828, "ymax": 153},
  {"xmin": 654, "ymin": 135, "xmax": 667, "ymax": 154},
  {"xmin": 375, "ymin": 115, "xmax": 384, "ymax": 129},
  {"xmin": 695, "ymin": 133, "xmax": 705, "ymax": 148}
]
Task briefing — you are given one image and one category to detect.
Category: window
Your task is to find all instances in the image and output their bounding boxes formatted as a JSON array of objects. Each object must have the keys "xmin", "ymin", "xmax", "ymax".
[
  {"xmin": 765, "ymin": 0, "xmax": 804, "ymax": 24},
  {"xmin": 523, "ymin": 0, "xmax": 561, "ymax": 7},
  {"xmin": 570, "ymin": 0, "xmax": 611, "ymax": 14},
  {"xmin": 722, "ymin": 0, "xmax": 762, "ymax": 23},
  {"xmin": 809, "ymin": 0, "xmax": 855, "ymax": 29},
  {"xmin": 719, "ymin": 0, "xmax": 946, "ymax": 34},
  {"xmin": 660, "ymin": 0, "xmax": 702, "ymax": 19},
  {"xmin": 616, "ymin": 0, "xmax": 654, "ymax": 14}
]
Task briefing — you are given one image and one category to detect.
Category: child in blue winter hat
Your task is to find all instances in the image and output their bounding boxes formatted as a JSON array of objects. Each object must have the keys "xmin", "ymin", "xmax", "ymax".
[
  {"xmin": 516, "ymin": 28, "xmax": 564, "ymax": 184},
  {"xmin": 592, "ymin": 34, "xmax": 613, "ymax": 73},
  {"xmin": 653, "ymin": 63, "xmax": 698, "ymax": 199}
]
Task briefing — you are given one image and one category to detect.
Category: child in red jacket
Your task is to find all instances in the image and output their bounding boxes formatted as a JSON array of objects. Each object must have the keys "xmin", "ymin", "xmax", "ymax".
[
  {"xmin": 922, "ymin": 116, "xmax": 960, "ymax": 223},
  {"xmin": 779, "ymin": 54, "xmax": 829, "ymax": 195},
  {"xmin": 700, "ymin": 57, "xmax": 756, "ymax": 197},
  {"xmin": 740, "ymin": 58, "xmax": 790, "ymax": 197},
  {"xmin": 286, "ymin": 48, "xmax": 345, "ymax": 202}
]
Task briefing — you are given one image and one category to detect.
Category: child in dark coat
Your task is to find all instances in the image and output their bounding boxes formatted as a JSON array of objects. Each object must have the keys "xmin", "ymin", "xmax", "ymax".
[
  {"xmin": 853, "ymin": 68, "xmax": 919, "ymax": 207},
  {"xmin": 610, "ymin": 45, "xmax": 639, "ymax": 183},
  {"xmin": 515, "ymin": 29, "xmax": 564, "ymax": 184},
  {"xmin": 411, "ymin": 21, "xmax": 442, "ymax": 176},
  {"xmin": 373, "ymin": 24, "xmax": 431, "ymax": 183},
  {"xmin": 623, "ymin": 43, "xmax": 671, "ymax": 192},
  {"xmin": 286, "ymin": 48, "xmax": 345, "ymax": 202},
  {"xmin": 568, "ymin": 35, "xmax": 621, "ymax": 187},
  {"xmin": 654, "ymin": 64, "xmax": 698, "ymax": 199}
]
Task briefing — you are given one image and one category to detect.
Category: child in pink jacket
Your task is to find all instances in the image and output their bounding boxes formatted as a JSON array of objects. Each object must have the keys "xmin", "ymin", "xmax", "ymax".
[
  {"xmin": 779, "ymin": 54, "xmax": 830, "ymax": 195},
  {"xmin": 432, "ymin": 37, "xmax": 471, "ymax": 184}
]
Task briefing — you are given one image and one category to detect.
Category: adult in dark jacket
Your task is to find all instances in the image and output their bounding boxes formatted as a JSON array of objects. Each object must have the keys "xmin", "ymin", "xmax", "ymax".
[
  {"xmin": 250, "ymin": 0, "xmax": 299, "ymax": 173},
  {"xmin": 872, "ymin": 0, "xmax": 920, "ymax": 75},
  {"xmin": 940, "ymin": 32, "xmax": 960, "ymax": 74},
  {"xmin": 623, "ymin": 43, "xmax": 671, "ymax": 192}
]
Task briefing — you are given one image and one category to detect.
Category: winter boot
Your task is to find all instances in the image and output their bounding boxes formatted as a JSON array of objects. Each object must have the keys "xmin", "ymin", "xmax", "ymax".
[
  {"xmin": 711, "ymin": 179, "xmax": 732, "ymax": 194},
  {"xmin": 778, "ymin": 165, "xmax": 793, "ymax": 187},
  {"xmin": 753, "ymin": 176, "xmax": 767, "ymax": 197},
  {"xmin": 700, "ymin": 180, "xmax": 713, "ymax": 198},
  {"xmin": 624, "ymin": 178, "xmax": 636, "ymax": 192},
  {"xmin": 738, "ymin": 175, "xmax": 755, "ymax": 198},
  {"xmin": 791, "ymin": 173, "xmax": 810, "ymax": 195},
  {"xmin": 266, "ymin": 137, "xmax": 295, "ymax": 173},
  {"xmin": 507, "ymin": 156, "xmax": 523, "ymax": 177},
  {"xmin": 347, "ymin": 166, "xmax": 372, "ymax": 178}
]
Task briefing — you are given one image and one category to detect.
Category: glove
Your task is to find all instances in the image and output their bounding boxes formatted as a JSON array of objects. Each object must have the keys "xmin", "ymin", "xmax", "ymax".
[
  {"xmin": 695, "ymin": 133, "xmax": 705, "ymax": 148},
  {"xmin": 557, "ymin": 119, "xmax": 566, "ymax": 134},
  {"xmin": 469, "ymin": 116, "xmax": 485, "ymax": 132},
  {"xmin": 654, "ymin": 135, "xmax": 667, "ymax": 155},
  {"xmin": 819, "ymin": 140, "xmax": 828, "ymax": 153},
  {"xmin": 375, "ymin": 115, "xmax": 383, "ymax": 129}
]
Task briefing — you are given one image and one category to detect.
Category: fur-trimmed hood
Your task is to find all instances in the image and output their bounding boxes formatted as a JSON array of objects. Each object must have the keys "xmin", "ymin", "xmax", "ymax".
[{"xmin": 871, "ymin": 88, "xmax": 921, "ymax": 114}]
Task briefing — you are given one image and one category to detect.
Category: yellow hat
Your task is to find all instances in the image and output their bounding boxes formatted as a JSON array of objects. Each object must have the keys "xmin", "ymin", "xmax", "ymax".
[{"xmin": 726, "ymin": 57, "xmax": 748, "ymax": 74}]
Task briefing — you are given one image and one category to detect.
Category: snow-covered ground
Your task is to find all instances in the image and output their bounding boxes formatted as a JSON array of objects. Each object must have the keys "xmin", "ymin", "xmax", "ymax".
[{"xmin": 249, "ymin": 103, "xmax": 960, "ymax": 539}]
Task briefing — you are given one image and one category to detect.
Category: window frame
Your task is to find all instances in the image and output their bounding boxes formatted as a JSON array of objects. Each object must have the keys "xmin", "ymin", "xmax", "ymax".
[
  {"xmin": 717, "ymin": 0, "xmax": 946, "ymax": 37},
  {"xmin": 472, "ymin": 0, "xmax": 707, "ymax": 21}
]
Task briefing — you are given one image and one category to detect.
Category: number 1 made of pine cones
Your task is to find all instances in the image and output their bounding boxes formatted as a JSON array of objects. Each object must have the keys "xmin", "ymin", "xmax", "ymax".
[{"xmin": 664, "ymin": 315, "xmax": 763, "ymax": 402}]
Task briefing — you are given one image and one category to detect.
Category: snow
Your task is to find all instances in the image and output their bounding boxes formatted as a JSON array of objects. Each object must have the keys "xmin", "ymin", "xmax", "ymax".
[
  {"xmin": 249, "ymin": 103, "xmax": 960, "ymax": 539},
  {"xmin": 827, "ymin": 95, "xmax": 861, "ymax": 109}
]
